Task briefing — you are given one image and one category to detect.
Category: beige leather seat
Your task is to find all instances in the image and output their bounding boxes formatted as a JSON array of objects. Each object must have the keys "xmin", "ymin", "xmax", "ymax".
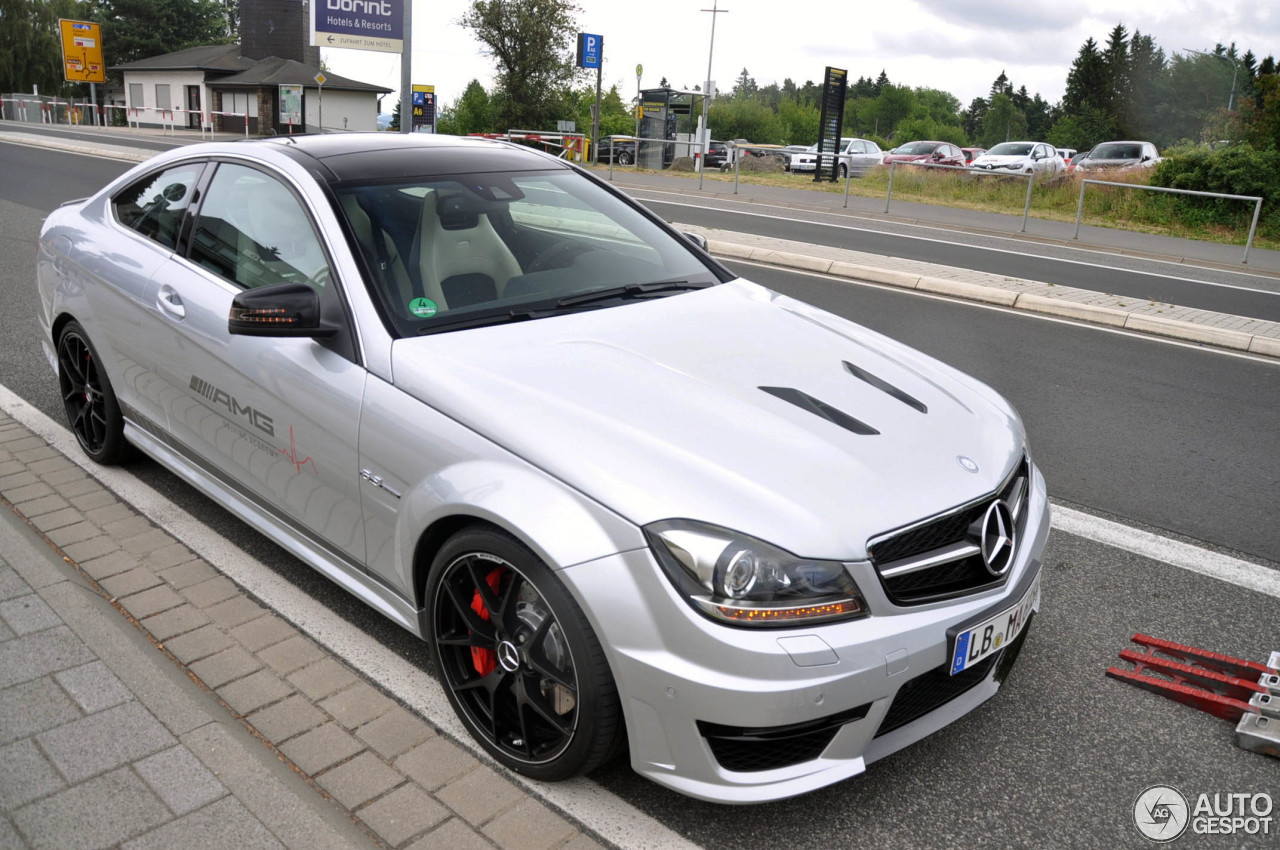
[
  {"xmin": 413, "ymin": 190, "xmax": 522, "ymax": 310},
  {"xmin": 338, "ymin": 193, "xmax": 416, "ymax": 314}
]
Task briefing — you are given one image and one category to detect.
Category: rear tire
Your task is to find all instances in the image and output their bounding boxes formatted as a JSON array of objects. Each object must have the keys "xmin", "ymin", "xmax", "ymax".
[
  {"xmin": 426, "ymin": 526, "xmax": 623, "ymax": 781},
  {"xmin": 838, "ymin": 163, "xmax": 848, "ymax": 179},
  {"xmin": 618, "ymin": 151, "xmax": 633, "ymax": 166},
  {"xmin": 57, "ymin": 321, "xmax": 130, "ymax": 465}
]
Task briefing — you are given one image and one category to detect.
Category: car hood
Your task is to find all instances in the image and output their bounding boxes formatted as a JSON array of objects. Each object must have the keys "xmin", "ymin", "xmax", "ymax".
[
  {"xmin": 390, "ymin": 280, "xmax": 1024, "ymax": 560},
  {"xmin": 972, "ymin": 155, "xmax": 1029, "ymax": 167}
]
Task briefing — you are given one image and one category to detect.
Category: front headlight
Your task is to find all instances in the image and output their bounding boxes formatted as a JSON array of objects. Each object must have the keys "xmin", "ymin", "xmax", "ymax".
[{"xmin": 645, "ymin": 520, "xmax": 868, "ymax": 627}]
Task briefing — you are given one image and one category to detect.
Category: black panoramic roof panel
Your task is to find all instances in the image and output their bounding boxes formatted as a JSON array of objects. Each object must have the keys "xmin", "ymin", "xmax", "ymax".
[{"xmin": 268, "ymin": 133, "xmax": 568, "ymax": 183}]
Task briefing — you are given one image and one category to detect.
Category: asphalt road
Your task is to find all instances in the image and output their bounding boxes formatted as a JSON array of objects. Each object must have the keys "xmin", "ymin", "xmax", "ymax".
[
  {"xmin": 3, "ymin": 141, "xmax": 1278, "ymax": 848},
  {"xmin": 631, "ymin": 192, "xmax": 1280, "ymax": 322}
]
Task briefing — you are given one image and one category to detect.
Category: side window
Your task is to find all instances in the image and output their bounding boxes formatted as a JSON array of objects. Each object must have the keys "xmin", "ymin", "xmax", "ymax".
[
  {"xmin": 189, "ymin": 163, "xmax": 331, "ymax": 291},
  {"xmin": 112, "ymin": 163, "xmax": 203, "ymax": 250}
]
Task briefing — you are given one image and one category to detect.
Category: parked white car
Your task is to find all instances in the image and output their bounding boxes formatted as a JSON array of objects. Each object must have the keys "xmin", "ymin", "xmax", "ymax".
[
  {"xmin": 971, "ymin": 142, "xmax": 1064, "ymax": 177},
  {"xmin": 789, "ymin": 137, "xmax": 883, "ymax": 178}
]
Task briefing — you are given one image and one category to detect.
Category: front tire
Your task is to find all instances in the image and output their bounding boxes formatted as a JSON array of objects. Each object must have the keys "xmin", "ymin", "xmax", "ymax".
[
  {"xmin": 838, "ymin": 163, "xmax": 848, "ymax": 179},
  {"xmin": 57, "ymin": 321, "xmax": 130, "ymax": 465},
  {"xmin": 426, "ymin": 527, "xmax": 623, "ymax": 781}
]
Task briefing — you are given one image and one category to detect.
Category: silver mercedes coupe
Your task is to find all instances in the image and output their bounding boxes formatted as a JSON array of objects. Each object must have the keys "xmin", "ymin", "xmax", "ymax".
[{"xmin": 37, "ymin": 133, "xmax": 1048, "ymax": 802}]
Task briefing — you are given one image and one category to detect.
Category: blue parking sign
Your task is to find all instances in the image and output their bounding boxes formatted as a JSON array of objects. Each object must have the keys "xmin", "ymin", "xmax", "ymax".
[{"xmin": 576, "ymin": 33, "xmax": 602, "ymax": 69}]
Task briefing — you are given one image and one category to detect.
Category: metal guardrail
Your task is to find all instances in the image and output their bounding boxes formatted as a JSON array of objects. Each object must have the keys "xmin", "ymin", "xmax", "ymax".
[
  {"xmin": 883, "ymin": 161, "xmax": 1039, "ymax": 233},
  {"xmin": 1073, "ymin": 179, "xmax": 1264, "ymax": 264}
]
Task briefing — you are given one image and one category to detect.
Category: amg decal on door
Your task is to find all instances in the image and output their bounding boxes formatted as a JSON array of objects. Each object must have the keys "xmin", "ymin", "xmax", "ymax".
[{"xmin": 189, "ymin": 375, "xmax": 275, "ymax": 437}]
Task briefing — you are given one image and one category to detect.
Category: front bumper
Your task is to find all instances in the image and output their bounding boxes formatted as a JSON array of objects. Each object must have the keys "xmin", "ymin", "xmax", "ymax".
[{"xmin": 559, "ymin": 463, "xmax": 1050, "ymax": 803}]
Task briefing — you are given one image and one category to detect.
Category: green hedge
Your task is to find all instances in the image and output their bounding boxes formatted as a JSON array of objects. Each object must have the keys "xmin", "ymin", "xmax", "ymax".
[{"xmin": 1150, "ymin": 145, "xmax": 1280, "ymax": 237}]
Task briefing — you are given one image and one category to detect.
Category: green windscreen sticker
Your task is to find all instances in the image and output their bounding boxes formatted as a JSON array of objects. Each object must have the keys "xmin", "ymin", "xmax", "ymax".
[{"xmin": 409, "ymin": 297, "xmax": 438, "ymax": 318}]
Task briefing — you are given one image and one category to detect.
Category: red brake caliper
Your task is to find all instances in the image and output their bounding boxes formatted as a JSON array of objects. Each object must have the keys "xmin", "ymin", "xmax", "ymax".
[{"xmin": 470, "ymin": 568, "xmax": 505, "ymax": 676}]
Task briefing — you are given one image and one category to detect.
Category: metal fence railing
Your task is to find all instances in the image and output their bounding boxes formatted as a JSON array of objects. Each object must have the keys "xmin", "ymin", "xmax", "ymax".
[
  {"xmin": 882, "ymin": 160, "xmax": 1042, "ymax": 232},
  {"xmin": 1073, "ymin": 179, "xmax": 1264, "ymax": 264}
]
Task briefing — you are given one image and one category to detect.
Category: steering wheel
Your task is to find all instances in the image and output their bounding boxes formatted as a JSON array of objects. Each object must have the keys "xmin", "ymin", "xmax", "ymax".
[{"xmin": 526, "ymin": 240, "xmax": 581, "ymax": 273}]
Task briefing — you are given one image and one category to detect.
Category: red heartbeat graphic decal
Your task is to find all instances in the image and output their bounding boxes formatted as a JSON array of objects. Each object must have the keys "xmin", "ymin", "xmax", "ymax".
[{"xmin": 279, "ymin": 425, "xmax": 317, "ymax": 474}]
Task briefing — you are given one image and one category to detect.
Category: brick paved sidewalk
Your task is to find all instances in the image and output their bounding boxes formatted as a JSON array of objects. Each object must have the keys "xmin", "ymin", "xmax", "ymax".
[{"xmin": 0, "ymin": 412, "xmax": 605, "ymax": 850}]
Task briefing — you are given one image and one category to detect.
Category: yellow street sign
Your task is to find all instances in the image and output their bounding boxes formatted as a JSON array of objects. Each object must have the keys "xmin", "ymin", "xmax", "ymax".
[
  {"xmin": 314, "ymin": 72, "xmax": 327, "ymax": 86},
  {"xmin": 59, "ymin": 19, "xmax": 105, "ymax": 84}
]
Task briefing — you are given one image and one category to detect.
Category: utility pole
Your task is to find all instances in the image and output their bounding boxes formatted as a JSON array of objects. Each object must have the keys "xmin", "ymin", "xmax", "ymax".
[
  {"xmin": 700, "ymin": 1, "xmax": 727, "ymax": 171},
  {"xmin": 400, "ymin": 0, "xmax": 413, "ymax": 133}
]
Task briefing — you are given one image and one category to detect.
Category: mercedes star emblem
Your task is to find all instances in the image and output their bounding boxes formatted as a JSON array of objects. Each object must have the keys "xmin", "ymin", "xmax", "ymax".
[
  {"xmin": 497, "ymin": 640, "xmax": 520, "ymax": 673},
  {"xmin": 979, "ymin": 500, "xmax": 1016, "ymax": 576}
]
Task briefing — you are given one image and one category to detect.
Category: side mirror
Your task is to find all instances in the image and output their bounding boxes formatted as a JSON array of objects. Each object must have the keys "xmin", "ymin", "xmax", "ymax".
[
  {"xmin": 228, "ymin": 281, "xmax": 335, "ymax": 338},
  {"xmin": 683, "ymin": 232, "xmax": 709, "ymax": 251}
]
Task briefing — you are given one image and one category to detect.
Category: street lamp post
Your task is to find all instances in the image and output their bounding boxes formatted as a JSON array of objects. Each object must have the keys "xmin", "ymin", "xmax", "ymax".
[
  {"xmin": 700, "ymin": 1, "xmax": 727, "ymax": 190},
  {"xmin": 1183, "ymin": 47, "xmax": 1239, "ymax": 111}
]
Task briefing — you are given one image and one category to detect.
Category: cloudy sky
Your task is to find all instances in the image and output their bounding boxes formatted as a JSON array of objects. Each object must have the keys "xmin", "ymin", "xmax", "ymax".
[{"xmin": 319, "ymin": 0, "xmax": 1275, "ymax": 115}]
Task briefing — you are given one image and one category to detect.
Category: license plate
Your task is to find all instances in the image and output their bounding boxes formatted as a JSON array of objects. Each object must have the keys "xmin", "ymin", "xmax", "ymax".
[{"xmin": 949, "ymin": 575, "xmax": 1039, "ymax": 675}]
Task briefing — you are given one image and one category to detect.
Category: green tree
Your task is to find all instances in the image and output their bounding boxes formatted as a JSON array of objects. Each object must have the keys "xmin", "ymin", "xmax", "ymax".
[
  {"xmin": 438, "ymin": 78, "xmax": 493, "ymax": 135},
  {"xmin": 978, "ymin": 93, "xmax": 1027, "ymax": 147},
  {"xmin": 1, "ymin": 0, "xmax": 92, "ymax": 96},
  {"xmin": 708, "ymin": 97, "xmax": 781, "ymax": 143},
  {"xmin": 892, "ymin": 116, "xmax": 966, "ymax": 146},
  {"xmin": 989, "ymin": 70, "xmax": 1011, "ymax": 101},
  {"xmin": 1063, "ymin": 37, "xmax": 1107, "ymax": 114},
  {"xmin": 460, "ymin": 0, "xmax": 581, "ymax": 131},
  {"xmin": 1125, "ymin": 30, "xmax": 1166, "ymax": 142},
  {"xmin": 962, "ymin": 96, "xmax": 988, "ymax": 140},
  {"xmin": 1047, "ymin": 103, "xmax": 1114, "ymax": 150},
  {"xmin": 776, "ymin": 97, "xmax": 818, "ymax": 145},
  {"xmin": 1101, "ymin": 23, "xmax": 1129, "ymax": 122},
  {"xmin": 92, "ymin": 0, "xmax": 232, "ymax": 68},
  {"xmin": 872, "ymin": 83, "xmax": 915, "ymax": 138},
  {"xmin": 731, "ymin": 67, "xmax": 757, "ymax": 99}
]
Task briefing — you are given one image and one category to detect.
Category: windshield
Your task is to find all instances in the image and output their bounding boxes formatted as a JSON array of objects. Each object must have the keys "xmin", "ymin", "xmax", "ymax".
[
  {"xmin": 986, "ymin": 143, "xmax": 1033, "ymax": 157},
  {"xmin": 335, "ymin": 170, "xmax": 722, "ymax": 336},
  {"xmin": 1092, "ymin": 143, "xmax": 1143, "ymax": 159},
  {"xmin": 896, "ymin": 142, "xmax": 939, "ymax": 155}
]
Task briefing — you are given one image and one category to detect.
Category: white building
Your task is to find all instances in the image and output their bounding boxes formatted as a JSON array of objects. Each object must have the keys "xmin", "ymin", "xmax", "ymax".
[{"xmin": 115, "ymin": 43, "xmax": 388, "ymax": 135}]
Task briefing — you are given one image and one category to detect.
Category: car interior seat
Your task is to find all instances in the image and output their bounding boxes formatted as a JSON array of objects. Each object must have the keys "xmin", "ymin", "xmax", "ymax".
[
  {"xmin": 338, "ymin": 192, "xmax": 417, "ymax": 316},
  {"xmin": 412, "ymin": 189, "xmax": 523, "ymax": 311}
]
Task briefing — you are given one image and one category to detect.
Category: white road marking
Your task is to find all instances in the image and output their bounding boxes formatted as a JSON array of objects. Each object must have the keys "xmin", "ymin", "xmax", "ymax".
[
  {"xmin": 728, "ymin": 257, "xmax": 1280, "ymax": 366},
  {"xmin": 630, "ymin": 189, "xmax": 1280, "ymax": 295},
  {"xmin": 1052, "ymin": 505, "xmax": 1280, "ymax": 599},
  {"xmin": 0, "ymin": 384, "xmax": 696, "ymax": 850}
]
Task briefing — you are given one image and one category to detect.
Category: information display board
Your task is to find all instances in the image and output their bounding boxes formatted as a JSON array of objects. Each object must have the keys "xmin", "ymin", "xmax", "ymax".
[
  {"xmin": 279, "ymin": 84, "xmax": 303, "ymax": 128},
  {"xmin": 814, "ymin": 66, "xmax": 847, "ymax": 182},
  {"xmin": 59, "ymin": 19, "xmax": 105, "ymax": 84},
  {"xmin": 411, "ymin": 84, "xmax": 435, "ymax": 133}
]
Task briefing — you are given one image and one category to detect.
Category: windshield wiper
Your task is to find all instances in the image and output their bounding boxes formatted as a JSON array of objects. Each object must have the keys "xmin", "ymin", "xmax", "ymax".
[
  {"xmin": 554, "ymin": 280, "xmax": 708, "ymax": 308},
  {"xmin": 416, "ymin": 308, "xmax": 546, "ymax": 334}
]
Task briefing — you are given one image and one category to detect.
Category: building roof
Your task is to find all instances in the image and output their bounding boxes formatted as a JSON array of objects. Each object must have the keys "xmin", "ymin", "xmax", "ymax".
[
  {"xmin": 113, "ymin": 43, "xmax": 255, "ymax": 73},
  {"xmin": 113, "ymin": 44, "xmax": 389, "ymax": 94},
  {"xmin": 212, "ymin": 57, "xmax": 390, "ymax": 94}
]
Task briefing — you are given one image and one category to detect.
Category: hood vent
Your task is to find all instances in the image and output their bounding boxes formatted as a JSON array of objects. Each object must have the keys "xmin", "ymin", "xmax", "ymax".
[
  {"xmin": 843, "ymin": 361, "xmax": 927, "ymax": 414},
  {"xmin": 759, "ymin": 386, "xmax": 879, "ymax": 436}
]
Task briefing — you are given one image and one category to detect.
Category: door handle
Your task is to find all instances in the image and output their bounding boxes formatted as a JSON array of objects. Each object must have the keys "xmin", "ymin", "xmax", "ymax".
[{"xmin": 156, "ymin": 285, "xmax": 186, "ymax": 319}]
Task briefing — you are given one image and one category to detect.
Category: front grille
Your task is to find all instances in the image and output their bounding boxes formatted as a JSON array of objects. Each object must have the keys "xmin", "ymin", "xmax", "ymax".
[
  {"xmin": 868, "ymin": 457, "xmax": 1029, "ymax": 604},
  {"xmin": 699, "ymin": 703, "xmax": 870, "ymax": 773},
  {"xmin": 874, "ymin": 613, "xmax": 1033, "ymax": 738}
]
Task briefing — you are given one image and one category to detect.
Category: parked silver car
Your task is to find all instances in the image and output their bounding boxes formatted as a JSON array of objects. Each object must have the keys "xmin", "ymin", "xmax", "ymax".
[
  {"xmin": 1075, "ymin": 140, "xmax": 1162, "ymax": 171},
  {"xmin": 789, "ymin": 137, "xmax": 883, "ymax": 178},
  {"xmin": 37, "ymin": 134, "xmax": 1048, "ymax": 803}
]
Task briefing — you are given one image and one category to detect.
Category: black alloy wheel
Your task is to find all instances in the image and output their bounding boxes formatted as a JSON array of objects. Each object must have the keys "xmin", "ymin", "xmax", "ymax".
[
  {"xmin": 427, "ymin": 527, "xmax": 622, "ymax": 780},
  {"xmin": 57, "ymin": 322, "xmax": 129, "ymax": 465}
]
